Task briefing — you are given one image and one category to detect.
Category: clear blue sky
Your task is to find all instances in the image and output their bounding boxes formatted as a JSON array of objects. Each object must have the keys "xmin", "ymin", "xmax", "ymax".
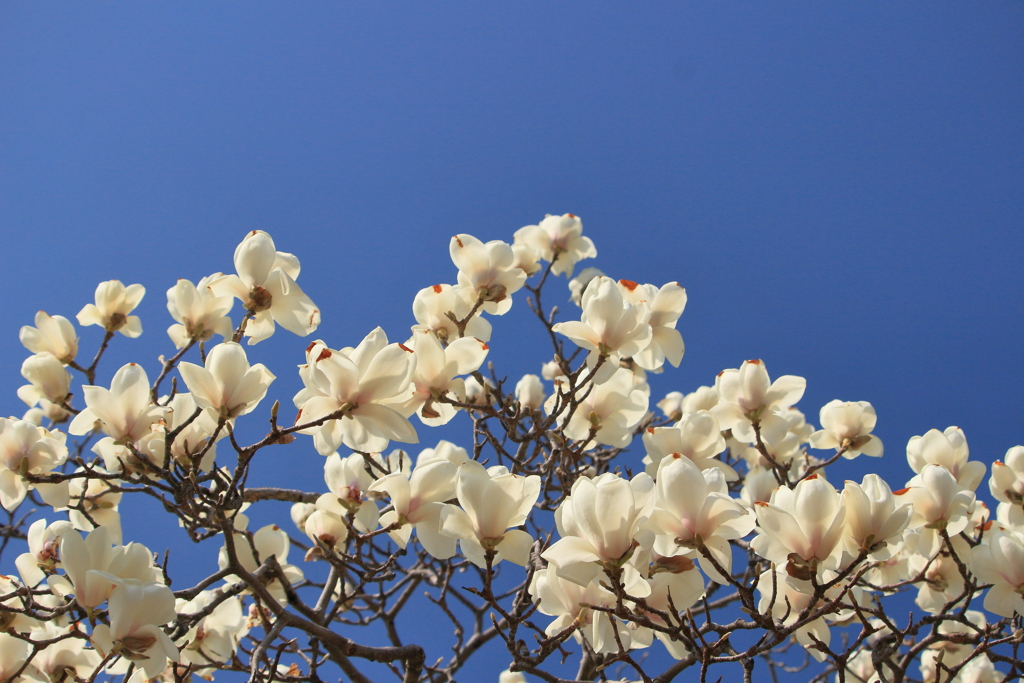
[{"xmin": 1, "ymin": 3, "xmax": 1022, "ymax": 680}]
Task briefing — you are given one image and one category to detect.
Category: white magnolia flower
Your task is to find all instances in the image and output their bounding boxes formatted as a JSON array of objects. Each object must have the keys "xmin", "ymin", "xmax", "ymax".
[
  {"xmin": 711, "ymin": 360, "xmax": 806, "ymax": 444},
  {"xmin": 177, "ymin": 592, "xmax": 248, "ymax": 666},
  {"xmin": 439, "ymin": 461, "xmax": 540, "ymax": 568},
  {"xmin": 26, "ymin": 622, "xmax": 102, "ymax": 681},
  {"xmin": 218, "ymin": 521, "xmax": 304, "ymax": 604},
  {"xmin": 809, "ymin": 400, "xmax": 883, "ymax": 459},
  {"xmin": 208, "ymin": 230, "xmax": 320, "ymax": 344},
  {"xmin": 841, "ymin": 474, "xmax": 910, "ymax": 561},
  {"xmin": 642, "ymin": 410, "xmax": 735, "ymax": 480},
  {"xmin": 91, "ymin": 579, "xmax": 179, "ymax": 679},
  {"xmin": 65, "ymin": 468, "xmax": 123, "ymax": 543},
  {"xmin": 552, "ymin": 276, "xmax": 651, "ymax": 384},
  {"xmin": 77, "ymin": 280, "xmax": 145, "ymax": 337},
  {"xmin": 397, "ymin": 329, "xmax": 489, "ymax": 426},
  {"xmin": 617, "ymin": 280, "xmax": 687, "ymax": 371},
  {"xmin": 543, "ymin": 472, "xmax": 656, "ymax": 596},
  {"xmin": 52, "ymin": 526, "xmax": 160, "ymax": 610},
  {"xmin": 17, "ymin": 353, "xmax": 72, "ymax": 409},
  {"xmin": 647, "ymin": 456, "xmax": 754, "ymax": 583},
  {"xmin": 369, "ymin": 458, "xmax": 459, "ymax": 559},
  {"xmin": 990, "ymin": 445, "xmax": 1024, "ymax": 506},
  {"xmin": 416, "ymin": 440, "xmax": 469, "ymax": 468},
  {"xmin": 530, "ymin": 566, "xmax": 639, "ymax": 654},
  {"xmin": 166, "ymin": 275, "xmax": 234, "ymax": 348},
  {"xmin": 450, "ymin": 234, "xmax": 527, "ymax": 315},
  {"xmin": 323, "ymin": 453, "xmax": 379, "ymax": 532},
  {"xmin": 20, "ymin": 311, "xmax": 78, "ymax": 364},
  {"xmin": 512, "ymin": 213, "xmax": 597, "ymax": 278},
  {"xmin": 568, "ymin": 267, "xmax": 605, "ymax": 307},
  {"xmin": 970, "ymin": 527, "xmax": 1024, "ymax": 618},
  {"xmin": 68, "ymin": 363, "xmax": 168, "ymax": 444},
  {"xmin": 751, "ymin": 474, "xmax": 847, "ymax": 580},
  {"xmin": 294, "ymin": 330, "xmax": 418, "ymax": 454},
  {"xmin": 15, "ymin": 518, "xmax": 73, "ymax": 587},
  {"xmin": 897, "ymin": 464, "xmax": 976, "ymax": 558},
  {"xmin": 643, "ymin": 560, "xmax": 705, "ymax": 658},
  {"xmin": 552, "ymin": 367, "xmax": 648, "ymax": 449},
  {"xmin": 0, "ymin": 418, "xmax": 69, "ymax": 510},
  {"xmin": 179, "ymin": 342, "xmax": 275, "ymax": 420},
  {"xmin": 515, "ymin": 374, "xmax": 545, "ymax": 411},
  {"xmin": 412, "ymin": 283, "xmax": 491, "ymax": 343},
  {"xmin": 907, "ymin": 550, "xmax": 965, "ymax": 613},
  {"xmin": 907, "ymin": 427, "xmax": 985, "ymax": 492}
]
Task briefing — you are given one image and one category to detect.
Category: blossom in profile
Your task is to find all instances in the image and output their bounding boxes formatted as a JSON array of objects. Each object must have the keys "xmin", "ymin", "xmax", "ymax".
[
  {"xmin": 178, "ymin": 342, "xmax": 275, "ymax": 420},
  {"xmin": 970, "ymin": 527, "xmax": 1024, "ymax": 618},
  {"xmin": 411, "ymin": 283, "xmax": 491, "ymax": 343},
  {"xmin": 20, "ymin": 311, "xmax": 78, "ymax": 364},
  {"xmin": 751, "ymin": 474, "xmax": 847, "ymax": 581},
  {"xmin": 77, "ymin": 280, "xmax": 145, "ymax": 337},
  {"xmin": 69, "ymin": 363, "xmax": 168, "ymax": 443},
  {"xmin": 552, "ymin": 276, "xmax": 651, "ymax": 384},
  {"xmin": 439, "ymin": 461, "xmax": 540, "ymax": 567},
  {"xmin": 906, "ymin": 427, "xmax": 986, "ymax": 492},
  {"xmin": 370, "ymin": 457, "xmax": 460, "ymax": 560},
  {"xmin": 711, "ymin": 359, "xmax": 806, "ymax": 444},
  {"xmin": 542, "ymin": 471, "xmax": 655, "ymax": 596},
  {"xmin": 647, "ymin": 455, "xmax": 755, "ymax": 583},
  {"xmin": 450, "ymin": 234, "xmax": 527, "ymax": 315},
  {"xmin": 513, "ymin": 213, "xmax": 597, "ymax": 278},
  {"xmin": 90, "ymin": 578, "xmax": 179, "ymax": 678},
  {"xmin": 166, "ymin": 275, "xmax": 234, "ymax": 348},
  {"xmin": 617, "ymin": 279, "xmax": 687, "ymax": 371},
  {"xmin": 809, "ymin": 400, "xmax": 883, "ymax": 458},
  {"xmin": 17, "ymin": 353, "xmax": 72, "ymax": 409},
  {"xmin": 0, "ymin": 418, "xmax": 69, "ymax": 510},
  {"xmin": 208, "ymin": 230, "xmax": 320, "ymax": 344},
  {"xmin": 294, "ymin": 330, "xmax": 418, "ymax": 454}
]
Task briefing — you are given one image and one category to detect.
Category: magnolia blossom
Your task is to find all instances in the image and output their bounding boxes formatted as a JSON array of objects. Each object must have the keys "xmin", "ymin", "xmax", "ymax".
[
  {"xmin": 841, "ymin": 474, "xmax": 910, "ymax": 562},
  {"xmin": 552, "ymin": 367, "xmax": 648, "ymax": 449},
  {"xmin": 711, "ymin": 360, "xmax": 806, "ymax": 444},
  {"xmin": 656, "ymin": 385, "xmax": 718, "ymax": 421},
  {"xmin": 20, "ymin": 311, "xmax": 78, "ymax": 364},
  {"xmin": 218, "ymin": 521, "xmax": 304, "ymax": 604},
  {"xmin": 530, "ymin": 566, "xmax": 640, "ymax": 654},
  {"xmin": 24, "ymin": 622, "xmax": 102, "ymax": 681},
  {"xmin": 15, "ymin": 518, "xmax": 73, "ymax": 587},
  {"xmin": 907, "ymin": 427, "xmax": 985, "ymax": 492},
  {"xmin": 439, "ymin": 461, "xmax": 540, "ymax": 567},
  {"xmin": 450, "ymin": 234, "xmax": 527, "ymax": 315},
  {"xmin": 77, "ymin": 280, "xmax": 145, "ymax": 337},
  {"xmin": 66, "ymin": 468, "xmax": 123, "ymax": 543},
  {"xmin": 617, "ymin": 280, "xmax": 686, "ymax": 371},
  {"xmin": 369, "ymin": 458, "xmax": 459, "ymax": 559},
  {"xmin": 970, "ymin": 527, "xmax": 1024, "ymax": 617},
  {"xmin": 647, "ymin": 456, "xmax": 755, "ymax": 583},
  {"xmin": 397, "ymin": 329, "xmax": 489, "ymax": 425},
  {"xmin": 552, "ymin": 276, "xmax": 651, "ymax": 384},
  {"xmin": 642, "ymin": 410, "xmax": 735, "ymax": 480},
  {"xmin": 411, "ymin": 283, "xmax": 492, "ymax": 343},
  {"xmin": 543, "ymin": 472, "xmax": 655, "ymax": 596},
  {"xmin": 515, "ymin": 374, "xmax": 545, "ymax": 411},
  {"xmin": 179, "ymin": 342, "xmax": 275, "ymax": 420},
  {"xmin": 17, "ymin": 353, "xmax": 71, "ymax": 409},
  {"xmin": 907, "ymin": 550, "xmax": 966, "ymax": 613},
  {"xmin": 166, "ymin": 275, "xmax": 234, "ymax": 348},
  {"xmin": 51, "ymin": 525, "xmax": 160, "ymax": 610},
  {"xmin": 177, "ymin": 593, "xmax": 248, "ymax": 667},
  {"xmin": 0, "ymin": 633, "xmax": 31, "ymax": 682},
  {"xmin": 990, "ymin": 446, "xmax": 1024, "ymax": 505},
  {"xmin": 809, "ymin": 400, "xmax": 883, "ymax": 458},
  {"xmin": 208, "ymin": 230, "xmax": 320, "ymax": 344},
  {"xmin": 751, "ymin": 474, "xmax": 847, "ymax": 580},
  {"xmin": 897, "ymin": 464, "xmax": 976, "ymax": 558},
  {"xmin": 322, "ymin": 452, "xmax": 379, "ymax": 532},
  {"xmin": 91, "ymin": 578, "xmax": 179, "ymax": 678},
  {"xmin": 294, "ymin": 330, "xmax": 418, "ymax": 454},
  {"xmin": 512, "ymin": 213, "xmax": 597, "ymax": 278},
  {"xmin": 0, "ymin": 418, "xmax": 68, "ymax": 511},
  {"xmin": 68, "ymin": 363, "xmax": 168, "ymax": 443}
]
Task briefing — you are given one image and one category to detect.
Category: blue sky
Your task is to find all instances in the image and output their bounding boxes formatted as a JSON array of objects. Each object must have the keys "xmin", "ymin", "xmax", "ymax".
[{"xmin": 1, "ymin": 3, "xmax": 1022, "ymax": 680}]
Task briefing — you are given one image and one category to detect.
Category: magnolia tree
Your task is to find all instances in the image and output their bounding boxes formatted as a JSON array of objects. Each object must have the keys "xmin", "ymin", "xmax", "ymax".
[{"xmin": 1, "ymin": 220, "xmax": 1022, "ymax": 683}]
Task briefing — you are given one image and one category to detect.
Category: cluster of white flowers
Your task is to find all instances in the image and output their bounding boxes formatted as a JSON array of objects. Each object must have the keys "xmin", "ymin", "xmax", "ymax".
[{"xmin": 1, "ymin": 217, "xmax": 1019, "ymax": 683}]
